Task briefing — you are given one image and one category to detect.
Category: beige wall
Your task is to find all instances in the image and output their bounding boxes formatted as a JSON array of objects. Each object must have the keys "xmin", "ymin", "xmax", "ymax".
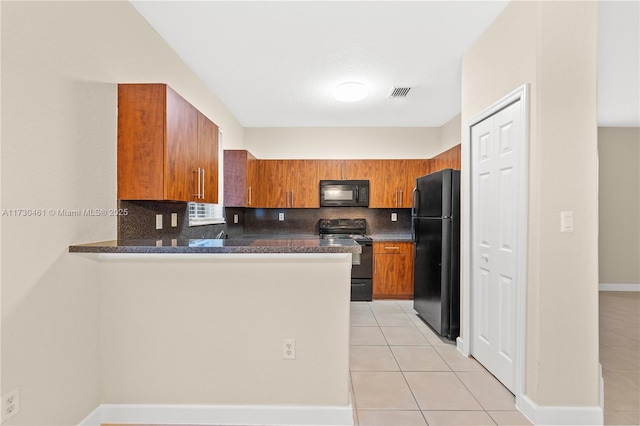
[
  {"xmin": 462, "ymin": 0, "xmax": 600, "ymax": 410},
  {"xmin": 244, "ymin": 127, "xmax": 442, "ymax": 159},
  {"xmin": 598, "ymin": 127, "xmax": 640, "ymax": 285},
  {"xmin": 439, "ymin": 114, "xmax": 461, "ymax": 152},
  {"xmin": 1, "ymin": 1, "xmax": 242, "ymax": 424},
  {"xmin": 100, "ymin": 254, "xmax": 351, "ymax": 408}
]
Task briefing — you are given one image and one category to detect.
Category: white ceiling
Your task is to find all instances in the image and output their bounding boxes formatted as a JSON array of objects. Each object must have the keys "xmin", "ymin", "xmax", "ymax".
[{"xmin": 131, "ymin": 1, "xmax": 639, "ymax": 128}]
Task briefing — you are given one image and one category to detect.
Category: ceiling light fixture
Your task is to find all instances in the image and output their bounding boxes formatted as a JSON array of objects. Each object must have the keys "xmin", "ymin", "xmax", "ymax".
[{"xmin": 334, "ymin": 82, "xmax": 368, "ymax": 102}]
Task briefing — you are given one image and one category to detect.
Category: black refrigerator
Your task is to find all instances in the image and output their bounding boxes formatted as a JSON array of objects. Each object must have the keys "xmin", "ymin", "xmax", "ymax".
[{"xmin": 412, "ymin": 169, "xmax": 461, "ymax": 340}]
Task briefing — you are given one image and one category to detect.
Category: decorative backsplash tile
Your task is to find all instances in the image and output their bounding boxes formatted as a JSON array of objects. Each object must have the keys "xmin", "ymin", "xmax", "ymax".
[{"xmin": 117, "ymin": 200, "xmax": 412, "ymax": 240}]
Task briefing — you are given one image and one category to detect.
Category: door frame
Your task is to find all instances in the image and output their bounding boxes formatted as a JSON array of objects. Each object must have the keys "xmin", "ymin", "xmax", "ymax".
[{"xmin": 457, "ymin": 84, "xmax": 529, "ymax": 404}]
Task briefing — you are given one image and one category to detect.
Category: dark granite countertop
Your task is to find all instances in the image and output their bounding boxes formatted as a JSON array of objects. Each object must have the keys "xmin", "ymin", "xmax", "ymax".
[
  {"xmin": 69, "ymin": 238, "xmax": 361, "ymax": 254},
  {"xmin": 369, "ymin": 234, "xmax": 414, "ymax": 242}
]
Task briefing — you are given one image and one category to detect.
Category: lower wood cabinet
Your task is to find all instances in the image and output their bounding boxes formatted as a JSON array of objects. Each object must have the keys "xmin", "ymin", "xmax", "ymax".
[{"xmin": 372, "ymin": 242, "xmax": 415, "ymax": 299}]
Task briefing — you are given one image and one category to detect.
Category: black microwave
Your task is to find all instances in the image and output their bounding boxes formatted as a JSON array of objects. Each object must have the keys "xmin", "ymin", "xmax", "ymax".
[{"xmin": 320, "ymin": 180, "xmax": 370, "ymax": 207}]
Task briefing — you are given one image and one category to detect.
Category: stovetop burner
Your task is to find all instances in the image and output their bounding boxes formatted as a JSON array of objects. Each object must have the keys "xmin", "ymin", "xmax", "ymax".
[{"xmin": 319, "ymin": 218, "xmax": 370, "ymax": 241}]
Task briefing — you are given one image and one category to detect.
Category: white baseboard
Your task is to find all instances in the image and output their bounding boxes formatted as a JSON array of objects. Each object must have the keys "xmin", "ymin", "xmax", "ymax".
[
  {"xmin": 78, "ymin": 403, "xmax": 354, "ymax": 426},
  {"xmin": 599, "ymin": 283, "xmax": 640, "ymax": 291},
  {"xmin": 78, "ymin": 405, "xmax": 102, "ymax": 426},
  {"xmin": 517, "ymin": 393, "xmax": 604, "ymax": 425}
]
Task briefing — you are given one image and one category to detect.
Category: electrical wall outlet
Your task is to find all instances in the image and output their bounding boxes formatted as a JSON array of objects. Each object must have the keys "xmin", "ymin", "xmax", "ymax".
[
  {"xmin": 283, "ymin": 339, "xmax": 296, "ymax": 360},
  {"xmin": 233, "ymin": 214, "xmax": 239, "ymax": 224},
  {"xmin": 2, "ymin": 387, "xmax": 20, "ymax": 421},
  {"xmin": 171, "ymin": 213, "xmax": 178, "ymax": 227},
  {"xmin": 278, "ymin": 212, "xmax": 285, "ymax": 222},
  {"xmin": 155, "ymin": 214, "xmax": 163, "ymax": 230},
  {"xmin": 391, "ymin": 212, "xmax": 398, "ymax": 222}
]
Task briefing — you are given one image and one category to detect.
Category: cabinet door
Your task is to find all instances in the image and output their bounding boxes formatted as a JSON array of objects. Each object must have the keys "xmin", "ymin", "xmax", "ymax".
[
  {"xmin": 165, "ymin": 86, "xmax": 198, "ymax": 201},
  {"xmin": 197, "ymin": 112, "xmax": 219, "ymax": 204},
  {"xmin": 287, "ymin": 160, "xmax": 319, "ymax": 208},
  {"xmin": 318, "ymin": 160, "xmax": 345, "ymax": 180},
  {"xmin": 224, "ymin": 150, "xmax": 256, "ymax": 207},
  {"xmin": 400, "ymin": 160, "xmax": 431, "ymax": 208},
  {"xmin": 373, "ymin": 242, "xmax": 415, "ymax": 299},
  {"xmin": 251, "ymin": 160, "xmax": 288, "ymax": 207},
  {"xmin": 117, "ymin": 84, "xmax": 166, "ymax": 200},
  {"xmin": 383, "ymin": 160, "xmax": 409, "ymax": 208},
  {"xmin": 347, "ymin": 160, "xmax": 388, "ymax": 208},
  {"xmin": 431, "ymin": 145, "xmax": 461, "ymax": 173}
]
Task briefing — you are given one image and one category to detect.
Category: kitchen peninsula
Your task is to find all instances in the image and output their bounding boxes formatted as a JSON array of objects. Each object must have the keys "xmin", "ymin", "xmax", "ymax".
[{"xmin": 69, "ymin": 238, "xmax": 358, "ymax": 425}]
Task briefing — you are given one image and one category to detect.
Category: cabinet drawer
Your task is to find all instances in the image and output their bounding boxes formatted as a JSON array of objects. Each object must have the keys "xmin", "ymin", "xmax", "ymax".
[{"xmin": 373, "ymin": 241, "xmax": 413, "ymax": 254}]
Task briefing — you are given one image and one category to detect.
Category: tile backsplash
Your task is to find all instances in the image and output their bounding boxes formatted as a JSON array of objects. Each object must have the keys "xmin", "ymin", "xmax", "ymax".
[
  {"xmin": 244, "ymin": 207, "xmax": 412, "ymax": 236},
  {"xmin": 117, "ymin": 200, "xmax": 411, "ymax": 240}
]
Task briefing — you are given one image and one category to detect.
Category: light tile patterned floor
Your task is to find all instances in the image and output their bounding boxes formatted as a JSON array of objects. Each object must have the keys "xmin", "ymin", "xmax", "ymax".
[
  {"xmin": 349, "ymin": 300, "xmax": 531, "ymax": 426},
  {"xmin": 600, "ymin": 292, "xmax": 640, "ymax": 426}
]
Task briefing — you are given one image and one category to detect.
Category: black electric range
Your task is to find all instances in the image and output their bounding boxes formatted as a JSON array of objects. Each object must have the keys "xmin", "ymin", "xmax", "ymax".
[{"xmin": 319, "ymin": 218, "xmax": 373, "ymax": 301}]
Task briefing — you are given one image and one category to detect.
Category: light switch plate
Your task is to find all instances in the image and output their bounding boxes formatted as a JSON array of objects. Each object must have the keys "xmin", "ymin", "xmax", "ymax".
[
  {"xmin": 155, "ymin": 214, "xmax": 163, "ymax": 230},
  {"xmin": 234, "ymin": 214, "xmax": 239, "ymax": 224},
  {"xmin": 560, "ymin": 211, "xmax": 574, "ymax": 232},
  {"xmin": 171, "ymin": 213, "xmax": 178, "ymax": 227}
]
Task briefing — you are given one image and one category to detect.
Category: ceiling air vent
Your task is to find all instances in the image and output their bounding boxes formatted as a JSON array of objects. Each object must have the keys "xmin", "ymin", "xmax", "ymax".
[{"xmin": 388, "ymin": 87, "xmax": 411, "ymax": 98}]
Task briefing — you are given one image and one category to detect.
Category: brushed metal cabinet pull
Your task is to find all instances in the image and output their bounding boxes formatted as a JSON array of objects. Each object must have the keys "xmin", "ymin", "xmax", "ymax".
[
  {"xmin": 194, "ymin": 169, "xmax": 201, "ymax": 198},
  {"xmin": 202, "ymin": 169, "xmax": 205, "ymax": 199}
]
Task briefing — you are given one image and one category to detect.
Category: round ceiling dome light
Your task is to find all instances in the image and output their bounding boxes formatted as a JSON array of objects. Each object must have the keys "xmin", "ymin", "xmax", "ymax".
[{"xmin": 333, "ymin": 82, "xmax": 368, "ymax": 102}]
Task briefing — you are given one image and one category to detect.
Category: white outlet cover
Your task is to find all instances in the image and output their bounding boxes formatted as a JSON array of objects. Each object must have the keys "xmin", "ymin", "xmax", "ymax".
[
  {"xmin": 278, "ymin": 212, "xmax": 285, "ymax": 221},
  {"xmin": 391, "ymin": 212, "xmax": 398, "ymax": 222},
  {"xmin": 156, "ymin": 214, "xmax": 163, "ymax": 230},
  {"xmin": 283, "ymin": 338, "xmax": 296, "ymax": 360},
  {"xmin": 171, "ymin": 213, "xmax": 178, "ymax": 227},
  {"xmin": 2, "ymin": 387, "xmax": 20, "ymax": 421}
]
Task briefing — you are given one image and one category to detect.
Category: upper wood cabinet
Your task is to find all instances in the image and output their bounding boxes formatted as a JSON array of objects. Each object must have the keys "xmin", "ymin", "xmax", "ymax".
[
  {"xmin": 399, "ymin": 160, "xmax": 431, "ymax": 208},
  {"xmin": 197, "ymin": 112, "xmax": 219, "ymax": 204},
  {"xmin": 222, "ymin": 145, "xmax": 458, "ymax": 209},
  {"xmin": 118, "ymin": 84, "xmax": 219, "ymax": 203},
  {"xmin": 224, "ymin": 150, "xmax": 256, "ymax": 207},
  {"xmin": 250, "ymin": 160, "xmax": 319, "ymax": 208},
  {"xmin": 431, "ymin": 145, "xmax": 461, "ymax": 172}
]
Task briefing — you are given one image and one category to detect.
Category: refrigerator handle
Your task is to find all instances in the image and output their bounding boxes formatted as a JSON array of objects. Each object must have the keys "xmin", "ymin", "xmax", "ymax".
[
  {"xmin": 411, "ymin": 188, "xmax": 419, "ymax": 216},
  {"xmin": 411, "ymin": 217, "xmax": 417, "ymax": 243}
]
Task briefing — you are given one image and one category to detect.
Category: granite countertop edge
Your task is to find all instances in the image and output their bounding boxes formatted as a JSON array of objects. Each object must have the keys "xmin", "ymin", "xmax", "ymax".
[{"xmin": 69, "ymin": 239, "xmax": 362, "ymax": 254}]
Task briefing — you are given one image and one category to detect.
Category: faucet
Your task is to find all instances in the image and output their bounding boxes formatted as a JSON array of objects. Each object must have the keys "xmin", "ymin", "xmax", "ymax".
[{"xmin": 215, "ymin": 230, "xmax": 225, "ymax": 239}]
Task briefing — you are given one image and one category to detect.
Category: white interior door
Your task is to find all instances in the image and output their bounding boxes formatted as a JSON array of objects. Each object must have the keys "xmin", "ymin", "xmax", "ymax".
[{"xmin": 471, "ymin": 99, "xmax": 521, "ymax": 393}]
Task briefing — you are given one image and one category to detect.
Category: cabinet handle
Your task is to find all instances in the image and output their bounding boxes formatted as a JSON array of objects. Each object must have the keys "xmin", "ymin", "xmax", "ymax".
[
  {"xmin": 248, "ymin": 186, "xmax": 252, "ymax": 206},
  {"xmin": 394, "ymin": 189, "xmax": 398, "ymax": 208},
  {"xmin": 384, "ymin": 246, "xmax": 399, "ymax": 250},
  {"xmin": 291, "ymin": 191, "xmax": 294, "ymax": 207},
  {"xmin": 374, "ymin": 256, "xmax": 377, "ymax": 274},
  {"xmin": 400, "ymin": 190, "xmax": 403, "ymax": 206},
  {"xmin": 194, "ymin": 169, "xmax": 201, "ymax": 198},
  {"xmin": 201, "ymin": 169, "xmax": 205, "ymax": 200}
]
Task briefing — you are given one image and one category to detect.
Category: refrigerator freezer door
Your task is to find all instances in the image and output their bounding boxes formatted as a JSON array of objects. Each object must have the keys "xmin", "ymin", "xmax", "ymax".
[
  {"xmin": 414, "ymin": 169, "xmax": 453, "ymax": 218},
  {"xmin": 413, "ymin": 217, "xmax": 453, "ymax": 336}
]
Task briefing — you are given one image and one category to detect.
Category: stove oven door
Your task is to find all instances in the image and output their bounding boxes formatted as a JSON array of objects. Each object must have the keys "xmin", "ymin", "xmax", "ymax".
[
  {"xmin": 351, "ymin": 279, "xmax": 372, "ymax": 301},
  {"xmin": 351, "ymin": 240, "xmax": 372, "ymax": 301}
]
